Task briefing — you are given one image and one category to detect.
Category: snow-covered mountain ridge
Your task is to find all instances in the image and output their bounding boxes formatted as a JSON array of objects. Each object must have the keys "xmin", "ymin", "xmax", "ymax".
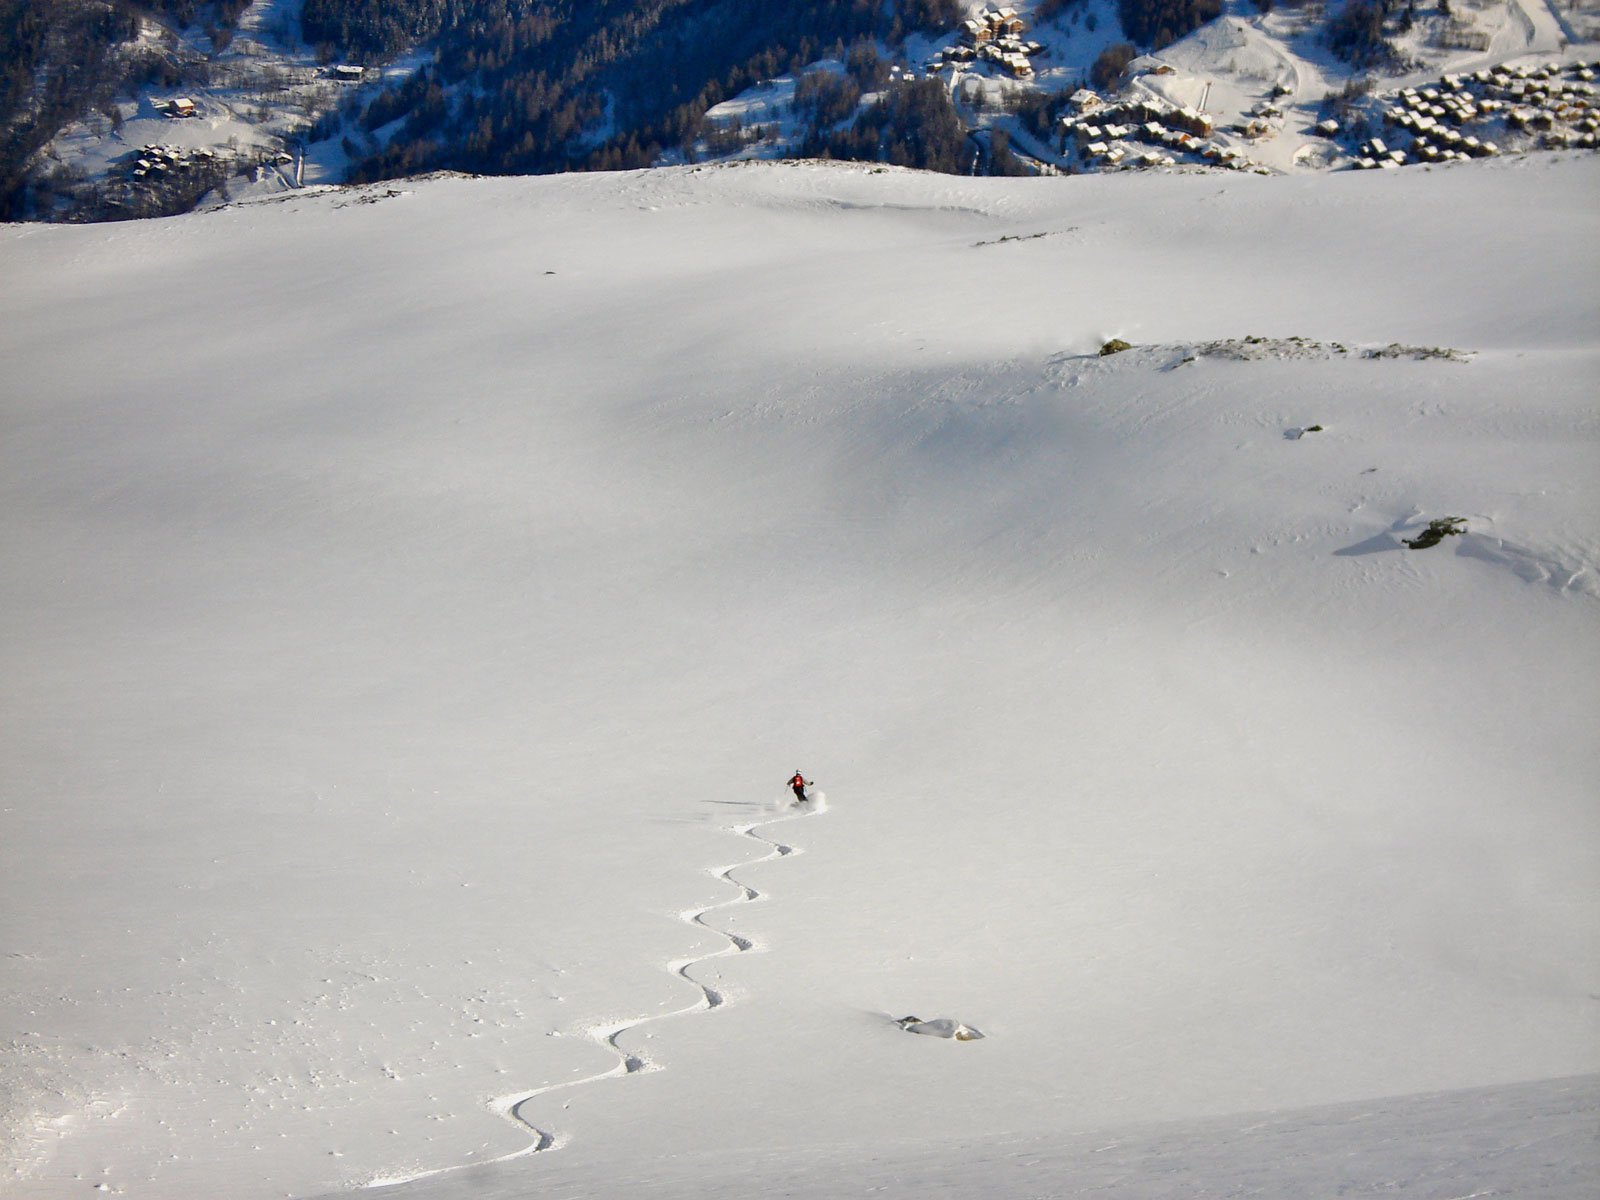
[{"xmin": 2, "ymin": 153, "xmax": 1597, "ymax": 1197}]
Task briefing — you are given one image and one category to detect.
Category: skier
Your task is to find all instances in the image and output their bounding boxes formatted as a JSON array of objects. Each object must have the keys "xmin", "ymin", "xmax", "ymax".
[{"xmin": 787, "ymin": 771, "xmax": 811, "ymax": 804}]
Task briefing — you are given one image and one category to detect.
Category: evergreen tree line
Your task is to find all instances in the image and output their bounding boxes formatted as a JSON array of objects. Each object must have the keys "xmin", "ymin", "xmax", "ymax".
[
  {"xmin": 336, "ymin": 0, "xmax": 965, "ymax": 181},
  {"xmin": 1324, "ymin": 0, "xmax": 1403, "ymax": 67},
  {"xmin": 1115, "ymin": 0, "xmax": 1222, "ymax": 49},
  {"xmin": 802, "ymin": 77, "xmax": 972, "ymax": 173},
  {"xmin": 301, "ymin": 0, "xmax": 456, "ymax": 59}
]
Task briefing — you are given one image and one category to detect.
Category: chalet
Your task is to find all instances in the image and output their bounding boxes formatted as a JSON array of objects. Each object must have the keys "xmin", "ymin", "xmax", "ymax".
[
  {"xmin": 1002, "ymin": 53, "xmax": 1033, "ymax": 79},
  {"xmin": 1068, "ymin": 88, "xmax": 1104, "ymax": 115},
  {"xmin": 331, "ymin": 65, "xmax": 365, "ymax": 82},
  {"xmin": 965, "ymin": 7, "xmax": 1025, "ymax": 43},
  {"xmin": 164, "ymin": 97, "xmax": 197, "ymax": 118}
]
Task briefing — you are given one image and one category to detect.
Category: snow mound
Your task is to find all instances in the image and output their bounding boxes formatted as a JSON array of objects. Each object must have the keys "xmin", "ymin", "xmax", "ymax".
[{"xmin": 898, "ymin": 1017, "xmax": 986, "ymax": 1041}]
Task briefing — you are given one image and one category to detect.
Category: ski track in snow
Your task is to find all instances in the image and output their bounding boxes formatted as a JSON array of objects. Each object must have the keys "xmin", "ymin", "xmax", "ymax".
[{"xmin": 362, "ymin": 795, "xmax": 826, "ymax": 1191}]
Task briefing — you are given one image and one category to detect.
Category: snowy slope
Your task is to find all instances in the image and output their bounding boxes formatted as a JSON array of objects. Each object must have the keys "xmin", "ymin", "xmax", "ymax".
[
  {"xmin": 379, "ymin": 1075, "xmax": 1600, "ymax": 1199},
  {"xmin": 2, "ymin": 155, "xmax": 1597, "ymax": 1198}
]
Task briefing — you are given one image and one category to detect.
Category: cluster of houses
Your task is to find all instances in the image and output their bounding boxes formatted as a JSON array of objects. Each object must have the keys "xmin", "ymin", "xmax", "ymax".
[
  {"xmin": 1350, "ymin": 60, "xmax": 1598, "ymax": 168},
  {"xmin": 1349, "ymin": 129, "xmax": 1497, "ymax": 168},
  {"xmin": 125, "ymin": 143, "xmax": 218, "ymax": 185},
  {"xmin": 1491, "ymin": 60, "xmax": 1600, "ymax": 148},
  {"xmin": 1058, "ymin": 89, "xmax": 1249, "ymax": 170},
  {"xmin": 929, "ymin": 7, "xmax": 1045, "ymax": 79}
]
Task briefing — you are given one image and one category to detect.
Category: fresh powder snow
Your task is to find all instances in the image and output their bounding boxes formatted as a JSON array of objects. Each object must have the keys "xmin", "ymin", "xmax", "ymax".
[{"xmin": 2, "ymin": 153, "xmax": 1597, "ymax": 1198}]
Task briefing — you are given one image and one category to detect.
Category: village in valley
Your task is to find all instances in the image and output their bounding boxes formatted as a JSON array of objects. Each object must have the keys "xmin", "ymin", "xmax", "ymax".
[
  {"xmin": 18, "ymin": 2, "xmax": 403, "ymax": 222},
  {"xmin": 699, "ymin": 0, "xmax": 1600, "ymax": 178},
  {"xmin": 113, "ymin": 63, "xmax": 366, "ymax": 205},
  {"xmin": 1056, "ymin": 79, "xmax": 1237, "ymax": 170},
  {"xmin": 12, "ymin": 0, "xmax": 1600, "ymax": 220},
  {"xmin": 935, "ymin": 6, "xmax": 1048, "ymax": 78},
  {"xmin": 1346, "ymin": 59, "xmax": 1599, "ymax": 167},
  {"xmin": 941, "ymin": 1, "xmax": 1598, "ymax": 175},
  {"xmin": 1056, "ymin": 54, "xmax": 1599, "ymax": 174}
]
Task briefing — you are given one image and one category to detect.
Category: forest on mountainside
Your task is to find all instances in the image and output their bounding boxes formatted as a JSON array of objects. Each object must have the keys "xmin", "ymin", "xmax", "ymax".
[
  {"xmin": 1324, "ymin": 0, "xmax": 1406, "ymax": 67},
  {"xmin": 1116, "ymin": 0, "xmax": 1224, "ymax": 50},
  {"xmin": 332, "ymin": 0, "xmax": 1254, "ymax": 184},
  {"xmin": 2, "ymin": 0, "xmax": 1409, "ymax": 220},
  {"xmin": 339, "ymin": 0, "xmax": 966, "ymax": 180},
  {"xmin": 802, "ymin": 76, "xmax": 973, "ymax": 173},
  {"xmin": 0, "ymin": 0, "xmax": 966, "ymax": 218}
]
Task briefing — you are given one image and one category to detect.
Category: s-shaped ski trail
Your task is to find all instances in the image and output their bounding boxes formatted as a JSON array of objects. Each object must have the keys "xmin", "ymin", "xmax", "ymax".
[{"xmin": 363, "ymin": 792, "xmax": 826, "ymax": 1191}]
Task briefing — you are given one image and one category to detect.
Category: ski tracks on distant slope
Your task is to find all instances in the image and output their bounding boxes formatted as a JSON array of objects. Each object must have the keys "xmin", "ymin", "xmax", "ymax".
[{"xmin": 364, "ymin": 795, "xmax": 825, "ymax": 1191}]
